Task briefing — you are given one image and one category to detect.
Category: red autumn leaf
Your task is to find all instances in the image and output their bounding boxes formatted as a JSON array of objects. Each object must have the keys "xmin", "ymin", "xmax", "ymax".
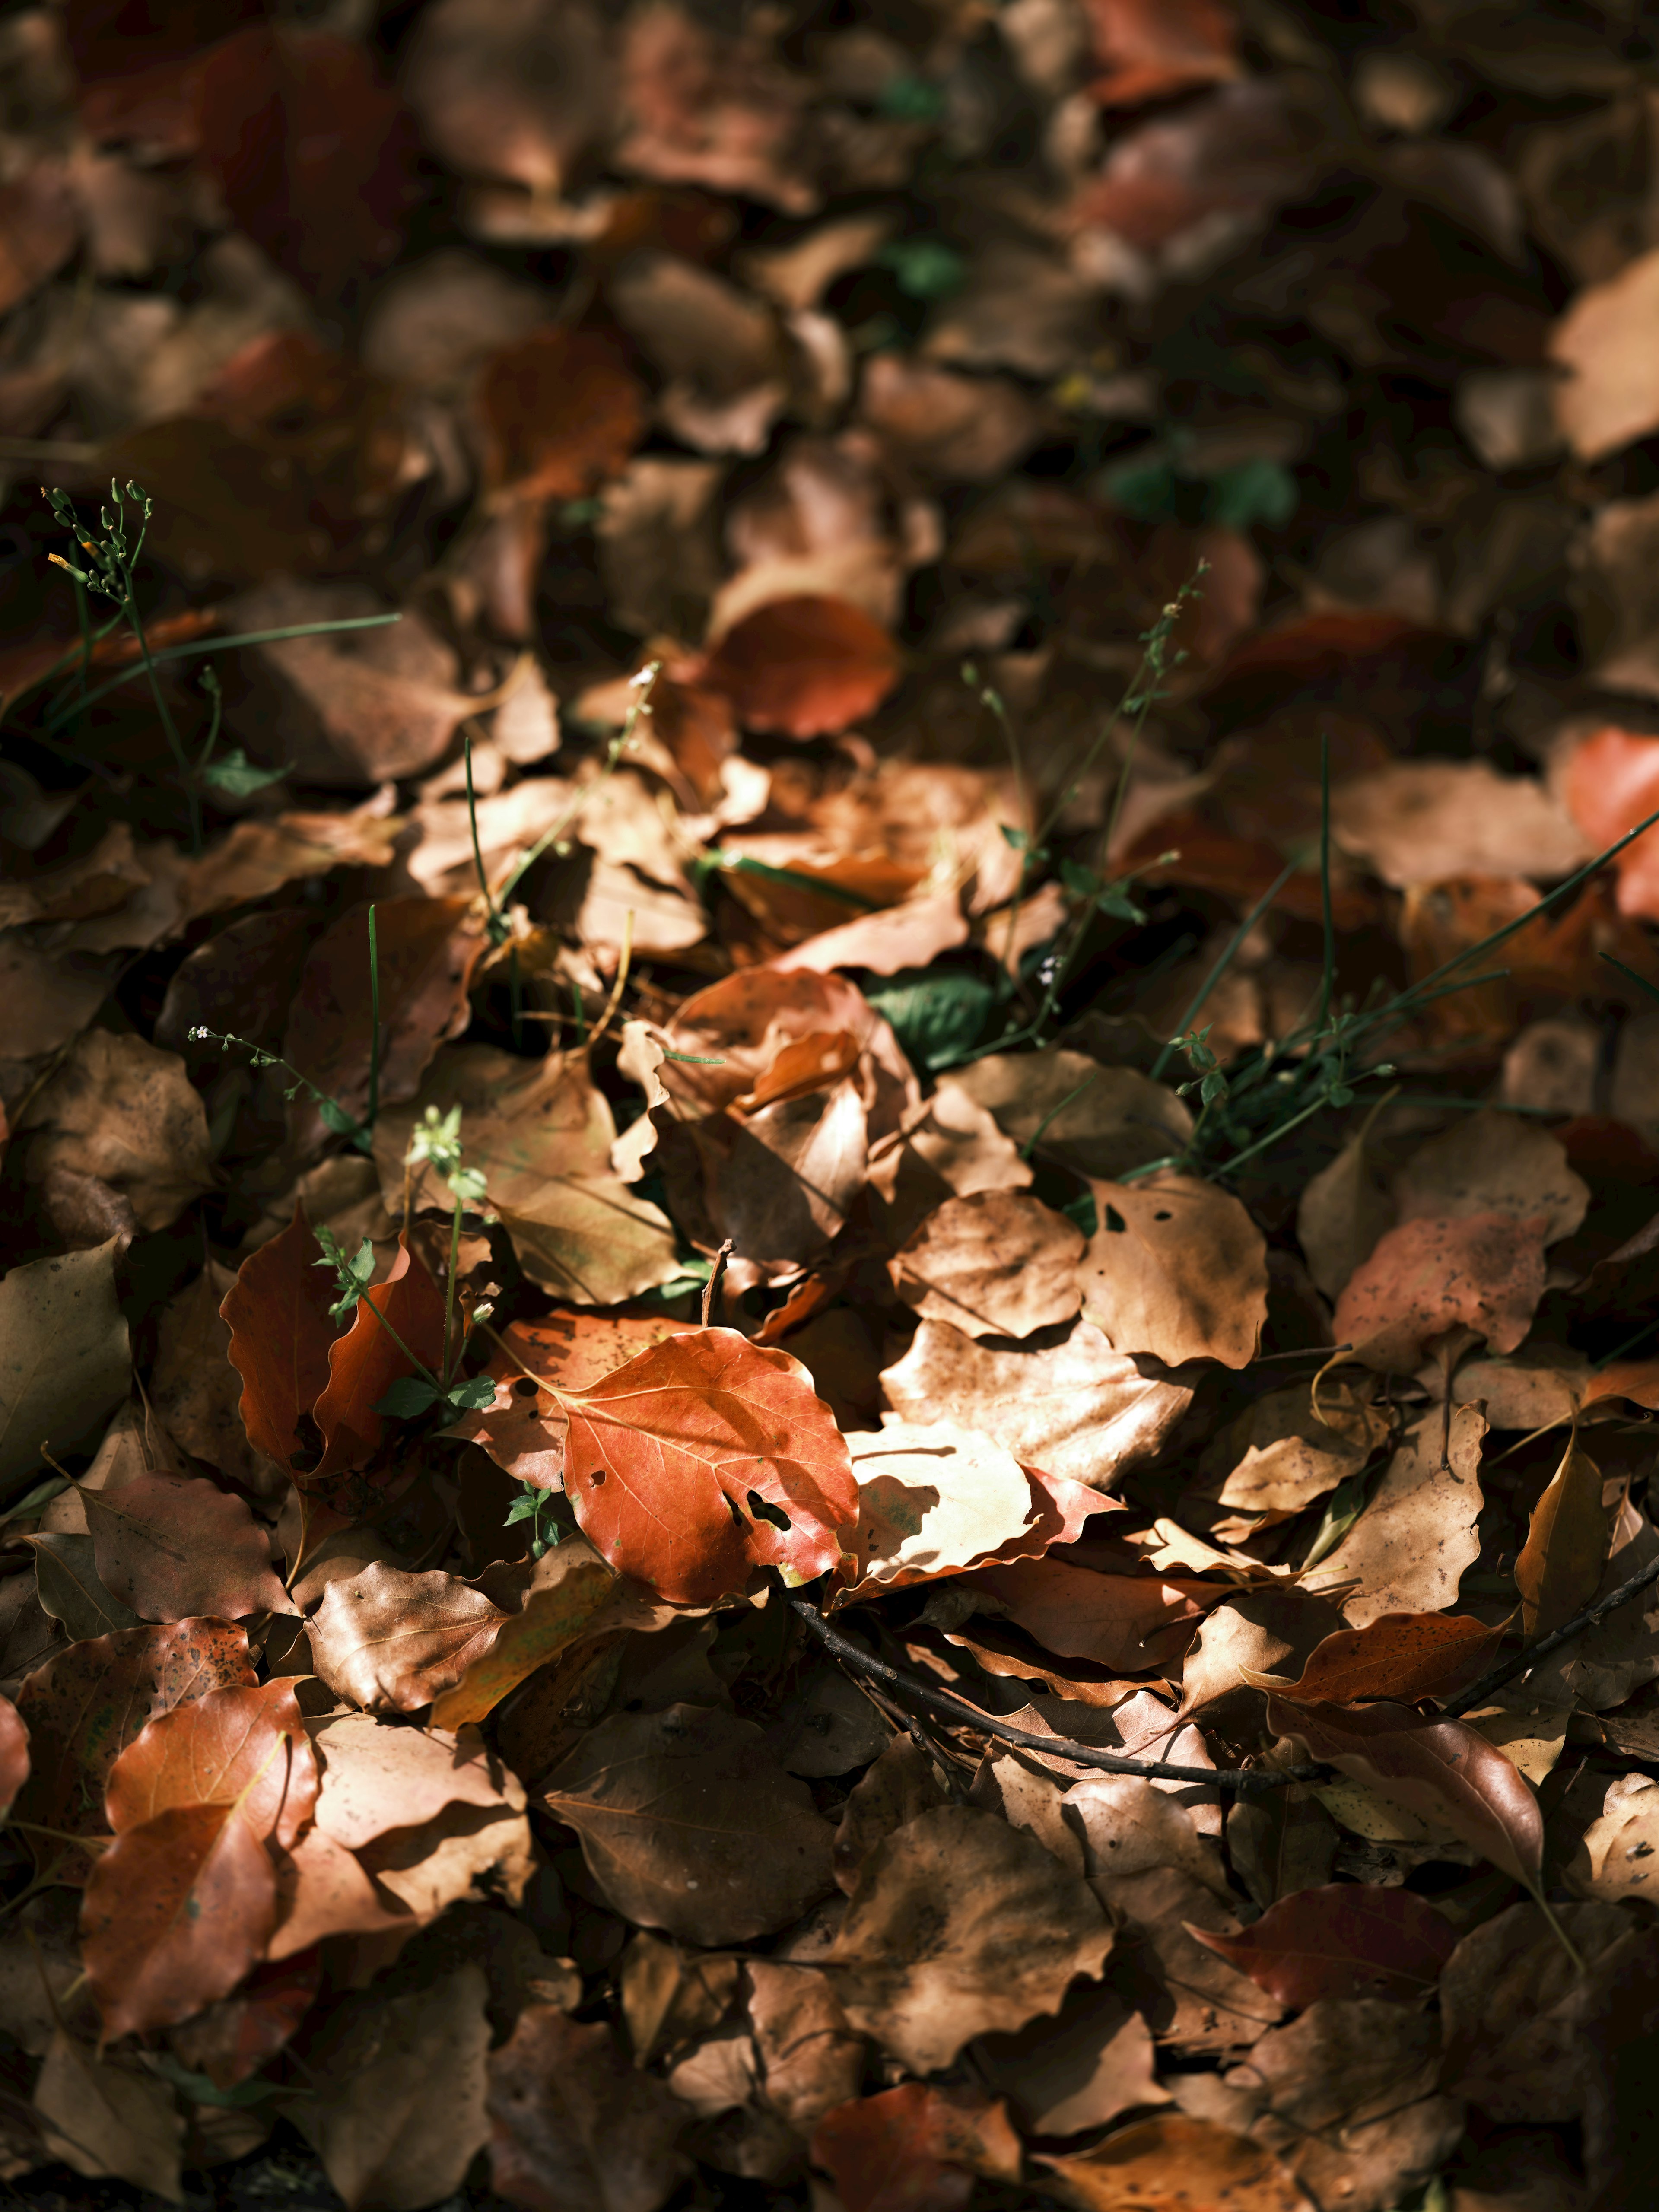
[
  {"xmin": 0, "ymin": 1693, "xmax": 28, "ymax": 1817},
  {"xmin": 559, "ymin": 1327, "xmax": 858, "ymax": 1605},
  {"xmin": 477, "ymin": 327, "xmax": 649, "ymax": 505},
  {"xmin": 1250, "ymin": 1612, "xmax": 1503, "ymax": 1705},
  {"xmin": 194, "ymin": 26, "xmax": 414, "ymax": 302},
  {"xmin": 283, "ymin": 897, "xmax": 488, "ymax": 1155},
  {"xmin": 1084, "ymin": 0, "xmax": 1241, "ymax": 109},
  {"xmin": 220, "ymin": 1203, "xmax": 339, "ymax": 1471},
  {"xmin": 1332, "ymin": 1211, "xmax": 1549, "ymax": 1373},
  {"xmin": 1265, "ymin": 1696, "xmax": 1544, "ymax": 1888},
  {"xmin": 453, "ymin": 1308, "xmax": 698, "ymax": 1491},
  {"xmin": 311, "ymin": 1233, "xmax": 447, "ymax": 1483},
  {"xmin": 103, "ymin": 1679, "xmax": 318, "ymax": 1851},
  {"xmin": 1561, "ymin": 727, "xmax": 1659, "ymax": 921},
  {"xmin": 1188, "ymin": 1884, "xmax": 1459, "ymax": 2010},
  {"xmin": 697, "ymin": 595, "xmax": 903, "ymax": 740},
  {"xmin": 80, "ymin": 1800, "xmax": 280, "ymax": 2040},
  {"xmin": 89, "ymin": 1472, "xmax": 291, "ymax": 1622},
  {"xmin": 12, "ymin": 1620, "xmax": 257, "ymax": 1869},
  {"xmin": 811, "ymin": 2082, "xmax": 1023, "ymax": 2212}
]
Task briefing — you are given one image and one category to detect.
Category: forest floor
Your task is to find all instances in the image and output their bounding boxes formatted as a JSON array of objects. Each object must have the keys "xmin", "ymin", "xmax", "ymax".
[{"xmin": 4, "ymin": 0, "xmax": 1659, "ymax": 2208}]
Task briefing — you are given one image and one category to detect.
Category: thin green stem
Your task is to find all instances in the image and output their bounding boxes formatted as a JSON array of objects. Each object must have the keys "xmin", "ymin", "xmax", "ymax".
[
  {"xmin": 1601, "ymin": 950, "xmax": 1659, "ymax": 1006},
  {"xmin": 464, "ymin": 734, "xmax": 502, "ymax": 941},
  {"xmin": 41, "ymin": 614, "xmax": 401, "ymax": 733},
  {"xmin": 1149, "ymin": 861, "xmax": 1297, "ymax": 1084},
  {"xmin": 115, "ymin": 550, "xmax": 200, "ymax": 853},
  {"xmin": 442, "ymin": 1196, "xmax": 463, "ymax": 1387},
  {"xmin": 1316, "ymin": 730, "xmax": 1336, "ymax": 1038},
  {"xmin": 366, "ymin": 904, "xmax": 381, "ymax": 1132}
]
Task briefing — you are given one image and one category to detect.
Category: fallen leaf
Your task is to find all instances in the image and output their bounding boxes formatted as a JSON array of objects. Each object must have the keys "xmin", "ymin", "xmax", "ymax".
[
  {"xmin": 0, "ymin": 1691, "xmax": 27, "ymax": 1816},
  {"xmin": 32, "ymin": 2030, "xmax": 184, "ymax": 2199},
  {"xmin": 890, "ymin": 1191, "xmax": 1084, "ymax": 1341},
  {"xmin": 0, "ymin": 1239, "xmax": 131, "ymax": 1502},
  {"xmin": 1561, "ymin": 726, "xmax": 1659, "ymax": 921},
  {"xmin": 149, "ymin": 1262, "xmax": 275, "ymax": 1494},
  {"xmin": 1394, "ymin": 1111, "xmax": 1589, "ymax": 1245},
  {"xmin": 89, "ymin": 1472, "xmax": 290, "ymax": 1622},
  {"xmin": 1266, "ymin": 1697, "xmax": 1543, "ymax": 1886},
  {"xmin": 22, "ymin": 1533, "xmax": 141, "ymax": 1641},
  {"xmin": 12, "ymin": 1618, "xmax": 256, "ymax": 1866},
  {"xmin": 837, "ymin": 1419, "xmax": 1040, "ymax": 1598},
  {"xmin": 880, "ymin": 1318, "xmax": 1192, "ymax": 1494},
  {"xmin": 560, "ymin": 1328, "xmax": 857, "ymax": 1606},
  {"xmin": 429, "ymin": 1539, "xmax": 617, "ymax": 1728},
  {"xmin": 1189, "ymin": 1884, "xmax": 1457, "ymax": 2010},
  {"xmin": 169, "ymin": 1950, "xmax": 322, "ymax": 2090},
  {"xmin": 1331, "ymin": 760, "xmax": 1589, "ymax": 889},
  {"xmin": 1208, "ymin": 1379, "xmax": 1390, "ymax": 1516},
  {"xmin": 1297, "ymin": 1128, "xmax": 1399, "ymax": 1301},
  {"xmin": 1065, "ymin": 1777, "xmax": 1277, "ymax": 2050},
  {"xmin": 267, "ymin": 1824, "xmax": 408, "ymax": 1959},
  {"xmin": 308, "ymin": 1564, "xmax": 508, "ymax": 1713},
  {"xmin": 478, "ymin": 327, "xmax": 648, "ymax": 503},
  {"xmin": 540, "ymin": 1703, "xmax": 836, "ymax": 1945},
  {"xmin": 402, "ymin": 0, "xmax": 611, "ymax": 197},
  {"xmin": 743, "ymin": 1958, "xmax": 865, "ymax": 2133},
  {"xmin": 1308, "ymin": 1406, "xmax": 1485, "ymax": 1626},
  {"xmin": 1080, "ymin": 1174, "xmax": 1268, "ymax": 1369},
  {"xmin": 308, "ymin": 1711, "xmax": 514, "ymax": 1850},
  {"xmin": 964, "ymin": 1553, "xmax": 1227, "ymax": 1673},
  {"xmin": 102, "ymin": 1678, "xmax": 315, "ymax": 1848},
  {"xmin": 826, "ymin": 1804, "xmax": 1114, "ymax": 2073},
  {"xmin": 810, "ymin": 2082, "xmax": 1021, "ymax": 2212},
  {"xmin": 1439, "ymin": 1899, "xmax": 1634, "ymax": 2121},
  {"xmin": 295, "ymin": 1965, "xmax": 491, "ymax": 2212},
  {"xmin": 1252, "ymin": 1610, "xmax": 1501, "ymax": 1704},
  {"xmin": 448, "ymin": 1309, "xmax": 695, "ymax": 1490},
  {"xmin": 311, "ymin": 1234, "xmax": 448, "ymax": 1484},
  {"xmin": 1039, "ymin": 2113, "xmax": 1305, "ymax": 2212},
  {"xmin": 219, "ymin": 1206, "xmax": 340, "ymax": 1474},
  {"xmin": 488, "ymin": 2002, "xmax": 691, "ymax": 2212},
  {"xmin": 1549, "ymin": 243, "xmax": 1659, "ymax": 461},
  {"xmin": 15, "ymin": 1030, "xmax": 212, "ymax": 1232},
  {"xmin": 1515, "ymin": 1437, "xmax": 1615, "ymax": 1638},
  {"xmin": 1333, "ymin": 1214, "xmax": 1548, "ymax": 1371},
  {"xmin": 1211, "ymin": 1999, "xmax": 1463, "ymax": 2212},
  {"xmin": 172, "ymin": 802, "xmax": 406, "ymax": 922},
  {"xmin": 695, "ymin": 595, "xmax": 902, "ymax": 739},
  {"xmin": 81, "ymin": 1802, "xmax": 278, "ymax": 2040},
  {"xmin": 950, "ymin": 1050, "xmax": 1193, "ymax": 1183}
]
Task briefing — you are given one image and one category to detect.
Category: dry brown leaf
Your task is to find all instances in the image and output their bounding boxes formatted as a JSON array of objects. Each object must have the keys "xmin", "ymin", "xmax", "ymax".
[
  {"xmin": 1331, "ymin": 760, "xmax": 1590, "ymax": 887},
  {"xmin": 89, "ymin": 1472, "xmax": 291, "ymax": 1623},
  {"xmin": 1514, "ymin": 1438, "xmax": 1616, "ymax": 1639},
  {"xmin": 1039, "ymin": 2113, "xmax": 1304, "ymax": 2212},
  {"xmin": 1306, "ymin": 1407, "xmax": 1486, "ymax": 1626},
  {"xmin": 32, "ymin": 2031, "xmax": 184, "ymax": 2199},
  {"xmin": 1393, "ymin": 1111, "xmax": 1589, "ymax": 1245},
  {"xmin": 973, "ymin": 1980, "xmax": 1168, "ymax": 2137},
  {"xmin": 951, "ymin": 1050, "xmax": 1194, "ymax": 1183},
  {"xmin": 1440, "ymin": 1899, "xmax": 1633, "ymax": 2122},
  {"xmin": 889, "ymin": 1190, "xmax": 1084, "ymax": 1340},
  {"xmin": 880, "ymin": 1317, "xmax": 1194, "ymax": 1494},
  {"xmin": 963, "ymin": 1552, "xmax": 1227, "ymax": 1674},
  {"xmin": 148, "ymin": 1262, "xmax": 275, "ymax": 1496},
  {"xmin": 308, "ymin": 1564, "xmax": 509, "ymax": 1713},
  {"xmin": 1080, "ymin": 1173, "xmax": 1267, "ymax": 1369},
  {"xmin": 1297, "ymin": 1128, "xmax": 1399, "ymax": 1301},
  {"xmin": 743, "ymin": 1959, "xmax": 865, "ymax": 2134},
  {"xmin": 825, "ymin": 1804, "xmax": 1114, "ymax": 2072},
  {"xmin": 1213, "ymin": 1999, "xmax": 1464, "ymax": 2212},
  {"xmin": 1207, "ymin": 1379, "xmax": 1391, "ymax": 1517},
  {"xmin": 837, "ymin": 1418, "xmax": 1040, "ymax": 1599},
  {"xmin": 1549, "ymin": 244, "xmax": 1659, "ymax": 461},
  {"xmin": 489, "ymin": 2002, "xmax": 691, "ymax": 2212},
  {"xmin": 1333, "ymin": 1214, "xmax": 1548, "ymax": 1372},
  {"xmin": 293, "ymin": 1966, "xmax": 492, "ymax": 2212},
  {"xmin": 15, "ymin": 1031, "xmax": 212, "ymax": 1232},
  {"xmin": 540, "ymin": 1703, "xmax": 836, "ymax": 1945},
  {"xmin": 1065, "ymin": 1777, "xmax": 1279, "ymax": 2051},
  {"xmin": 309, "ymin": 1711, "xmax": 521, "ymax": 1850}
]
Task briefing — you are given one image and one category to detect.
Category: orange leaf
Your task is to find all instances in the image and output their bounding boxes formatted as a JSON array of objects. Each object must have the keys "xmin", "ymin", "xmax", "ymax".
[
  {"xmin": 477, "ymin": 327, "xmax": 648, "ymax": 504},
  {"xmin": 811, "ymin": 2081, "xmax": 1022, "ymax": 2212},
  {"xmin": 1562, "ymin": 727, "xmax": 1659, "ymax": 921},
  {"xmin": 311, "ymin": 1233, "xmax": 447, "ymax": 1482},
  {"xmin": 220, "ymin": 1204, "xmax": 338, "ymax": 1472},
  {"xmin": 1084, "ymin": 0, "xmax": 1240, "ymax": 109},
  {"xmin": 698, "ymin": 595, "xmax": 902, "ymax": 739},
  {"xmin": 560, "ymin": 1328, "xmax": 857, "ymax": 1605},
  {"xmin": 1250, "ymin": 1611, "xmax": 1502, "ymax": 1704},
  {"xmin": 103, "ymin": 1679, "xmax": 317, "ymax": 1851},
  {"xmin": 0, "ymin": 1692, "xmax": 27, "ymax": 1817},
  {"xmin": 81, "ymin": 1801, "xmax": 279, "ymax": 2040}
]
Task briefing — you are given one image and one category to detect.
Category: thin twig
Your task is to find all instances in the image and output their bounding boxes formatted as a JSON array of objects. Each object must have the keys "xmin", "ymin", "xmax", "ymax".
[
  {"xmin": 785, "ymin": 1597, "xmax": 1325, "ymax": 1792},
  {"xmin": 1442, "ymin": 1548, "xmax": 1659, "ymax": 1717}
]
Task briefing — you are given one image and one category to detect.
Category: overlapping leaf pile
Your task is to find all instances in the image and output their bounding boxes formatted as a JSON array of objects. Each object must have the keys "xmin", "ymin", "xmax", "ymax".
[{"xmin": 6, "ymin": 0, "xmax": 1659, "ymax": 2207}]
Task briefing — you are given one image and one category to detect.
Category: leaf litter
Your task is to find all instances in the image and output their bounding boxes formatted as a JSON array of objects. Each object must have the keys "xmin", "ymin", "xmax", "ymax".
[{"xmin": 5, "ymin": 4, "xmax": 1659, "ymax": 2211}]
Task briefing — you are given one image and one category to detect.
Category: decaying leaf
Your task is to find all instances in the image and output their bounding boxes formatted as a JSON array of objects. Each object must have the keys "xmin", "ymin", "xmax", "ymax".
[
  {"xmin": 489, "ymin": 2002, "xmax": 690, "ymax": 2212},
  {"xmin": 1039, "ymin": 2114, "xmax": 1306, "ymax": 2212},
  {"xmin": 889, "ymin": 1191, "xmax": 1084, "ymax": 1341},
  {"xmin": 1307, "ymin": 1406, "xmax": 1485, "ymax": 1626},
  {"xmin": 0, "ymin": 1239, "xmax": 131, "ymax": 1503},
  {"xmin": 308, "ymin": 1563, "xmax": 508, "ymax": 1713},
  {"xmin": 1334, "ymin": 1215, "xmax": 1549, "ymax": 1372},
  {"xmin": 541, "ymin": 1703, "xmax": 836, "ymax": 1945},
  {"xmin": 1514, "ymin": 1437, "xmax": 1615, "ymax": 1638},
  {"xmin": 1079, "ymin": 1174, "xmax": 1268, "ymax": 1369}
]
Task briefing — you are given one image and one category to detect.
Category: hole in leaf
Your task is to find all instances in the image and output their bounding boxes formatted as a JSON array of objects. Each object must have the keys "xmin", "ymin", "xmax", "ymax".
[
  {"xmin": 1153, "ymin": 1210, "xmax": 1173, "ymax": 1221},
  {"xmin": 589, "ymin": 1467, "xmax": 606, "ymax": 1486},
  {"xmin": 747, "ymin": 1490, "xmax": 791, "ymax": 1532},
  {"xmin": 513, "ymin": 1377, "xmax": 540, "ymax": 1398},
  {"xmin": 1104, "ymin": 1204, "xmax": 1127, "ymax": 1233}
]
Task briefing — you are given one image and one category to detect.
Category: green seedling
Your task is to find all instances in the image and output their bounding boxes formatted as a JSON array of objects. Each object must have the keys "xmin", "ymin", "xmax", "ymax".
[{"xmin": 505, "ymin": 1483, "xmax": 575, "ymax": 1559}]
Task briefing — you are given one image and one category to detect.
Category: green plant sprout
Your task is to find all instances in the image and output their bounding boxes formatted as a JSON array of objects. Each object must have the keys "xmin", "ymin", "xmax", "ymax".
[
  {"xmin": 313, "ymin": 1227, "xmax": 376, "ymax": 1323},
  {"xmin": 403, "ymin": 1101, "xmax": 489, "ymax": 1395},
  {"xmin": 505, "ymin": 1484, "xmax": 575, "ymax": 1559},
  {"xmin": 28, "ymin": 477, "xmax": 398, "ymax": 828}
]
